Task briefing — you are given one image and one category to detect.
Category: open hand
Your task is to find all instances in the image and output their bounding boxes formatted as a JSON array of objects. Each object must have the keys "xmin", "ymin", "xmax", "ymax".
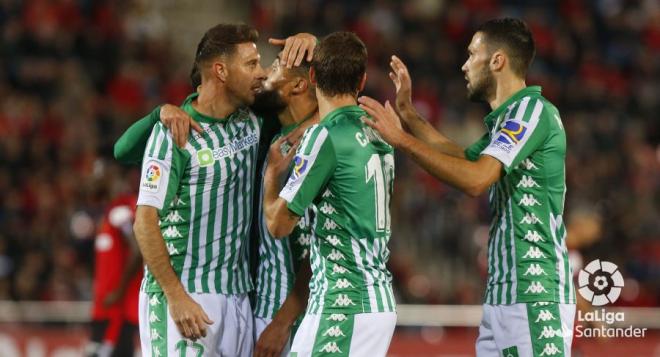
[
  {"xmin": 358, "ymin": 97, "xmax": 406, "ymax": 148},
  {"xmin": 167, "ymin": 290, "xmax": 214, "ymax": 341},
  {"xmin": 389, "ymin": 55, "xmax": 414, "ymax": 114},
  {"xmin": 269, "ymin": 33, "xmax": 317, "ymax": 68}
]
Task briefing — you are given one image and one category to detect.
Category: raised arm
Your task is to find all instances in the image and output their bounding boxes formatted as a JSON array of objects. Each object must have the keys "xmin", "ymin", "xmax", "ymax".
[{"xmin": 381, "ymin": 55, "xmax": 465, "ymax": 159}]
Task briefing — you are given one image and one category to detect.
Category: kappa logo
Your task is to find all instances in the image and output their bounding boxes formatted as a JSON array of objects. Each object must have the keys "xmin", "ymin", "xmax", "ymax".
[
  {"xmin": 149, "ymin": 311, "xmax": 161, "ymax": 323},
  {"xmin": 525, "ymin": 281, "xmax": 549, "ymax": 294},
  {"xmin": 326, "ymin": 235, "xmax": 343, "ymax": 247},
  {"xmin": 169, "ymin": 196, "xmax": 186, "ymax": 207},
  {"xmin": 323, "ymin": 326, "xmax": 346, "ymax": 337},
  {"xmin": 524, "ymin": 264, "xmax": 548, "ymax": 276},
  {"xmin": 149, "ymin": 295, "xmax": 160, "ymax": 306},
  {"xmin": 523, "ymin": 246, "xmax": 546, "ymax": 259},
  {"xmin": 322, "ymin": 189, "xmax": 334, "ymax": 198},
  {"xmin": 327, "ymin": 249, "xmax": 346, "ymax": 261},
  {"xmin": 517, "ymin": 175, "xmax": 540, "ymax": 188},
  {"xmin": 333, "ymin": 278, "xmax": 354, "ymax": 289},
  {"xmin": 297, "ymin": 234, "xmax": 311, "ymax": 246},
  {"xmin": 519, "ymin": 158, "xmax": 539, "ymax": 170},
  {"xmin": 332, "ymin": 294, "xmax": 356, "ymax": 307},
  {"xmin": 324, "ymin": 219, "xmax": 339, "ymax": 230},
  {"xmin": 519, "ymin": 193, "xmax": 541, "ymax": 207},
  {"xmin": 320, "ymin": 202, "xmax": 338, "ymax": 215},
  {"xmin": 319, "ymin": 342, "xmax": 342, "ymax": 353},
  {"xmin": 150, "ymin": 329, "xmax": 162, "ymax": 341},
  {"xmin": 538, "ymin": 326, "xmax": 563, "ymax": 339},
  {"xmin": 166, "ymin": 242, "xmax": 179, "ymax": 255},
  {"xmin": 520, "ymin": 212, "xmax": 543, "ymax": 225},
  {"xmin": 524, "ymin": 230, "xmax": 545, "ymax": 243},
  {"xmin": 164, "ymin": 210, "xmax": 184, "ymax": 223},
  {"xmin": 331, "ymin": 264, "xmax": 347, "ymax": 275},
  {"xmin": 326, "ymin": 314, "xmax": 348, "ymax": 322},
  {"xmin": 162, "ymin": 226, "xmax": 183, "ymax": 239},
  {"xmin": 153, "ymin": 347, "xmax": 162, "ymax": 357},
  {"xmin": 539, "ymin": 343, "xmax": 562, "ymax": 356},
  {"xmin": 535, "ymin": 309, "xmax": 556, "ymax": 322}
]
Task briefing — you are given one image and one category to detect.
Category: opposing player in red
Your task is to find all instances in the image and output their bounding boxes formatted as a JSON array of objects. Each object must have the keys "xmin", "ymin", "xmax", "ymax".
[{"xmin": 87, "ymin": 194, "xmax": 143, "ymax": 357}]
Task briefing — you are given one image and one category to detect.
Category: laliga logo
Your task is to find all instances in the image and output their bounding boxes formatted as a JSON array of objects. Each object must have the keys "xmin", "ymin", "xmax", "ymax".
[{"xmin": 578, "ymin": 259, "xmax": 624, "ymax": 306}]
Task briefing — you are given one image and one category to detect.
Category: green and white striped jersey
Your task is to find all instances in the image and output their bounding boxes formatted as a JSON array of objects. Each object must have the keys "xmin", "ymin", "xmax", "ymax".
[
  {"xmin": 254, "ymin": 124, "xmax": 313, "ymax": 319},
  {"xmin": 465, "ymin": 86, "xmax": 575, "ymax": 305},
  {"xmin": 280, "ymin": 105, "xmax": 396, "ymax": 315},
  {"xmin": 137, "ymin": 94, "xmax": 261, "ymax": 295}
]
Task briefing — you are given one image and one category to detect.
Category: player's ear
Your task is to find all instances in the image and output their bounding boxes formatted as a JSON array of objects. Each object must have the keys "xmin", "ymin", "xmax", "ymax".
[
  {"xmin": 213, "ymin": 61, "xmax": 228, "ymax": 83},
  {"xmin": 291, "ymin": 78, "xmax": 308, "ymax": 95},
  {"xmin": 309, "ymin": 67, "xmax": 317, "ymax": 85},
  {"xmin": 358, "ymin": 72, "xmax": 367, "ymax": 92},
  {"xmin": 490, "ymin": 51, "xmax": 505, "ymax": 73}
]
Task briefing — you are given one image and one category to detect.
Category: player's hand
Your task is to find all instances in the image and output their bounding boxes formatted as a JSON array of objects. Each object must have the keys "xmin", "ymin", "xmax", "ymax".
[
  {"xmin": 269, "ymin": 33, "xmax": 317, "ymax": 68},
  {"xmin": 102, "ymin": 289, "xmax": 123, "ymax": 307},
  {"xmin": 160, "ymin": 104, "xmax": 203, "ymax": 148},
  {"xmin": 389, "ymin": 55, "xmax": 414, "ymax": 115},
  {"xmin": 254, "ymin": 319, "xmax": 291, "ymax": 357},
  {"xmin": 358, "ymin": 97, "xmax": 406, "ymax": 148},
  {"xmin": 167, "ymin": 290, "xmax": 214, "ymax": 341},
  {"xmin": 266, "ymin": 131, "xmax": 302, "ymax": 179}
]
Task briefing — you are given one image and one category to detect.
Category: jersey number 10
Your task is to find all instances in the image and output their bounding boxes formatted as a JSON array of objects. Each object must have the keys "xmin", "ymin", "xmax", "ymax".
[{"xmin": 365, "ymin": 153, "xmax": 394, "ymax": 233}]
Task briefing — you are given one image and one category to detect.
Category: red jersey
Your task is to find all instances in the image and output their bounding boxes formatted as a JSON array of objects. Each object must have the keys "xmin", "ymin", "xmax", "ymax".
[{"xmin": 91, "ymin": 195, "xmax": 142, "ymax": 324}]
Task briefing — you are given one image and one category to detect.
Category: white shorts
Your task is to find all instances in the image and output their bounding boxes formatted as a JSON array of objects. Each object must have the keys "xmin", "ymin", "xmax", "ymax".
[
  {"xmin": 254, "ymin": 316, "xmax": 292, "ymax": 357},
  {"xmin": 138, "ymin": 291, "xmax": 253, "ymax": 357},
  {"xmin": 290, "ymin": 312, "xmax": 396, "ymax": 357},
  {"xmin": 476, "ymin": 303, "xmax": 575, "ymax": 357}
]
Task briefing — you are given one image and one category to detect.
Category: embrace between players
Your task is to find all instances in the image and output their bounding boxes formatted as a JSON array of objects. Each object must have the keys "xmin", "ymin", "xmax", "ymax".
[{"xmin": 114, "ymin": 18, "xmax": 575, "ymax": 357}]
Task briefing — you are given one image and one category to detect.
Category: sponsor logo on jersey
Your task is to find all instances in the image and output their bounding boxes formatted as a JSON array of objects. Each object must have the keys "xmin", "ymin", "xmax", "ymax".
[
  {"xmin": 197, "ymin": 148, "xmax": 215, "ymax": 167},
  {"xmin": 142, "ymin": 162, "xmax": 162, "ymax": 192},
  {"xmin": 500, "ymin": 121, "xmax": 527, "ymax": 144}
]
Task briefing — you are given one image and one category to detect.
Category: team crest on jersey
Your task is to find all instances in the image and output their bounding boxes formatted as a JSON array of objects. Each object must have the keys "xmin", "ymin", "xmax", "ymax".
[
  {"xmin": 292, "ymin": 156, "xmax": 309, "ymax": 179},
  {"xmin": 142, "ymin": 161, "xmax": 162, "ymax": 192}
]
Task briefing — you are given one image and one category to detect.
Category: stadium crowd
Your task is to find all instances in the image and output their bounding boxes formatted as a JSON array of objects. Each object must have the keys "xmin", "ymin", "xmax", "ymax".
[{"xmin": 0, "ymin": 0, "xmax": 657, "ymax": 307}]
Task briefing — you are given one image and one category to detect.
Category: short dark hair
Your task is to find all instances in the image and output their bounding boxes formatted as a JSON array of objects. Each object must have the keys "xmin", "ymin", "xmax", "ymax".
[
  {"xmin": 477, "ymin": 18, "xmax": 535, "ymax": 77},
  {"xmin": 194, "ymin": 23, "xmax": 259, "ymax": 65},
  {"xmin": 312, "ymin": 32, "xmax": 367, "ymax": 96}
]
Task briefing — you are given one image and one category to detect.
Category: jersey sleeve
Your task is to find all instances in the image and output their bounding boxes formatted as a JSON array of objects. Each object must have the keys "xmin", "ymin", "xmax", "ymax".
[
  {"xmin": 279, "ymin": 125, "xmax": 336, "ymax": 216},
  {"xmin": 136, "ymin": 123, "xmax": 186, "ymax": 210},
  {"xmin": 114, "ymin": 106, "xmax": 161, "ymax": 165},
  {"xmin": 481, "ymin": 99, "xmax": 550, "ymax": 174},
  {"xmin": 464, "ymin": 133, "xmax": 491, "ymax": 162}
]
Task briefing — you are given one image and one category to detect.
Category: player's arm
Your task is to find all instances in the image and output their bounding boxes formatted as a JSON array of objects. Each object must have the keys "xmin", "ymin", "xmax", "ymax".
[
  {"xmin": 378, "ymin": 55, "xmax": 465, "ymax": 158},
  {"xmin": 255, "ymin": 259, "xmax": 311, "ymax": 357},
  {"xmin": 114, "ymin": 105, "xmax": 202, "ymax": 164},
  {"xmin": 263, "ymin": 135, "xmax": 302, "ymax": 238},
  {"xmin": 134, "ymin": 124, "xmax": 212, "ymax": 341},
  {"xmin": 360, "ymin": 98, "xmax": 501, "ymax": 197},
  {"xmin": 103, "ymin": 206, "xmax": 143, "ymax": 307}
]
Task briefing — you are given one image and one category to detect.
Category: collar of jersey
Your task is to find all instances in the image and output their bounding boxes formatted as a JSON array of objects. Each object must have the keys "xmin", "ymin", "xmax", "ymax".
[
  {"xmin": 322, "ymin": 104, "xmax": 363, "ymax": 123},
  {"xmin": 182, "ymin": 92, "xmax": 231, "ymax": 124},
  {"xmin": 484, "ymin": 86, "xmax": 542, "ymax": 126}
]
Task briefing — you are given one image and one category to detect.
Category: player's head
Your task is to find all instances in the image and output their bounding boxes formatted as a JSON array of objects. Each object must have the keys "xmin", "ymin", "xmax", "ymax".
[
  {"xmin": 193, "ymin": 23, "xmax": 266, "ymax": 105},
  {"xmin": 251, "ymin": 52, "xmax": 315, "ymax": 117},
  {"xmin": 461, "ymin": 18, "xmax": 535, "ymax": 102},
  {"xmin": 311, "ymin": 31, "xmax": 367, "ymax": 98}
]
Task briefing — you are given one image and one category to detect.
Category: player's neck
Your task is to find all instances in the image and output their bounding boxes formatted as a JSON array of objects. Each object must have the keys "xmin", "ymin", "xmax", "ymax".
[
  {"xmin": 279, "ymin": 96, "xmax": 318, "ymax": 127},
  {"xmin": 317, "ymin": 90, "xmax": 357, "ymax": 120},
  {"xmin": 194, "ymin": 82, "xmax": 239, "ymax": 119},
  {"xmin": 489, "ymin": 76, "xmax": 526, "ymax": 110}
]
